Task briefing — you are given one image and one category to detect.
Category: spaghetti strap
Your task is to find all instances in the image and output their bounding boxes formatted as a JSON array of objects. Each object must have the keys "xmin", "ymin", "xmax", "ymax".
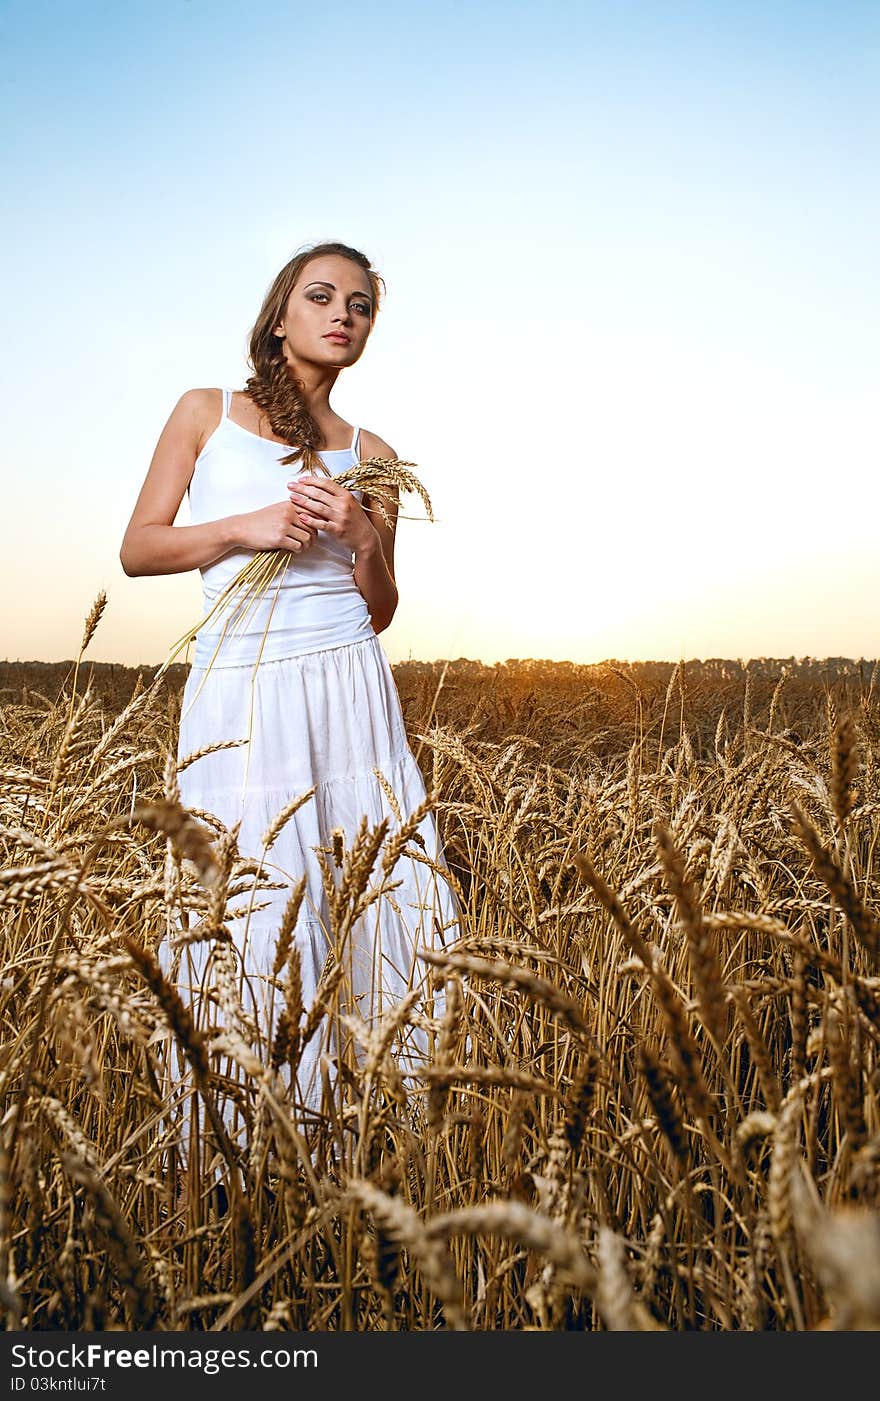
[
  {"xmin": 222, "ymin": 388, "xmax": 232, "ymax": 419},
  {"xmin": 350, "ymin": 424, "xmax": 360, "ymax": 456}
]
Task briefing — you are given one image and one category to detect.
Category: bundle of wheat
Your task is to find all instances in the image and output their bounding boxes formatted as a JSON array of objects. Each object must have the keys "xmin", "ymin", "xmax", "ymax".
[{"xmin": 157, "ymin": 458, "xmax": 434, "ymax": 684}]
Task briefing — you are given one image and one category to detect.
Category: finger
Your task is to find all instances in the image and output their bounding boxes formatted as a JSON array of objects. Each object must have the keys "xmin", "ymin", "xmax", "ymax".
[
  {"xmin": 291, "ymin": 484, "xmax": 334, "ymax": 506},
  {"xmin": 290, "ymin": 500, "xmax": 321, "ymax": 523},
  {"xmin": 290, "ymin": 492, "xmax": 326, "ymax": 515},
  {"xmin": 290, "ymin": 478, "xmax": 337, "ymax": 498},
  {"xmin": 287, "ymin": 476, "xmax": 327, "ymax": 492}
]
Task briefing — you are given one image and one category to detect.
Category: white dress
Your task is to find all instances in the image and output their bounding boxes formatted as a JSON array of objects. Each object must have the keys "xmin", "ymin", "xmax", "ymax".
[{"xmin": 164, "ymin": 389, "xmax": 460, "ymax": 1116}]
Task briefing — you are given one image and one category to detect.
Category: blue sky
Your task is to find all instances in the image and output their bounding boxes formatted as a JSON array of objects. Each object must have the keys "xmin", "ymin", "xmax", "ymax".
[{"xmin": 2, "ymin": 0, "xmax": 878, "ymax": 664}]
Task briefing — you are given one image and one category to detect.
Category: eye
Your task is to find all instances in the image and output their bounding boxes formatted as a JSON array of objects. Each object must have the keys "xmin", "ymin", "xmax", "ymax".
[{"xmin": 308, "ymin": 292, "xmax": 371, "ymax": 315}]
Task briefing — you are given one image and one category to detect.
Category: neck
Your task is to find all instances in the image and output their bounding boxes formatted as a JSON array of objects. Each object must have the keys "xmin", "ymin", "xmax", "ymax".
[{"xmin": 279, "ymin": 351, "xmax": 341, "ymax": 418}]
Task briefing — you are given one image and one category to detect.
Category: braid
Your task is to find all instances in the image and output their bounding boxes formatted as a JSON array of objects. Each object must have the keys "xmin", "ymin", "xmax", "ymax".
[
  {"xmin": 243, "ymin": 357, "xmax": 328, "ymax": 475},
  {"xmin": 241, "ymin": 240, "xmax": 385, "ymax": 476}
]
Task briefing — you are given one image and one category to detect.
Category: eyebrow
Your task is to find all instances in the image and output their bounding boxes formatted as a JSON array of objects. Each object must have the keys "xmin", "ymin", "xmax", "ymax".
[{"xmin": 304, "ymin": 280, "xmax": 373, "ymax": 303}]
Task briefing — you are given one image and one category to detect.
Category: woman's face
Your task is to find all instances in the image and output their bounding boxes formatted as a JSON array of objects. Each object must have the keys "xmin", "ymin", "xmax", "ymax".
[{"xmin": 274, "ymin": 254, "xmax": 374, "ymax": 370}]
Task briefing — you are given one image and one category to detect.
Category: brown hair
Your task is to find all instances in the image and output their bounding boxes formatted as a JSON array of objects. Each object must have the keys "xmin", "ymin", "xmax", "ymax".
[{"xmin": 243, "ymin": 240, "xmax": 385, "ymax": 473}]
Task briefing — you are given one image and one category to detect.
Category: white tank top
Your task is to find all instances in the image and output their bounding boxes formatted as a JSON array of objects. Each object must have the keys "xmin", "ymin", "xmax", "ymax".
[{"xmin": 186, "ymin": 388, "xmax": 375, "ymax": 667}]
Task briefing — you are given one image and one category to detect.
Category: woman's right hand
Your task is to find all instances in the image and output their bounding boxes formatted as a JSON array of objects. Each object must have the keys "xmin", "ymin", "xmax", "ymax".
[{"xmin": 233, "ymin": 501, "xmax": 319, "ymax": 553}]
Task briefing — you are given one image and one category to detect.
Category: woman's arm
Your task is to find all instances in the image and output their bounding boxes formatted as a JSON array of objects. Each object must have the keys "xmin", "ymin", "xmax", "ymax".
[
  {"xmin": 353, "ymin": 522, "xmax": 398, "ymax": 634},
  {"xmin": 120, "ymin": 389, "xmax": 315, "ymax": 577},
  {"xmin": 120, "ymin": 389, "xmax": 231, "ymax": 575},
  {"xmin": 354, "ymin": 431, "xmax": 400, "ymax": 633}
]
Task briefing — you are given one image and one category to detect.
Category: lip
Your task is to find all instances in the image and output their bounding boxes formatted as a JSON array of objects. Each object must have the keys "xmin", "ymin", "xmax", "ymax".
[{"xmin": 323, "ymin": 333, "xmax": 351, "ymax": 344}]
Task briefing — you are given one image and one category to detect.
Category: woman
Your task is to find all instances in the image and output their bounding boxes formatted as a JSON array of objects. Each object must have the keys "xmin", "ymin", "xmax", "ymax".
[{"xmin": 120, "ymin": 240, "xmax": 460, "ymax": 1119}]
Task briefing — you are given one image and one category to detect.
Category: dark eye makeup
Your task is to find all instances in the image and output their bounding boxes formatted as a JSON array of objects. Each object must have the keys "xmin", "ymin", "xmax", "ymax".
[{"xmin": 308, "ymin": 291, "xmax": 371, "ymax": 314}]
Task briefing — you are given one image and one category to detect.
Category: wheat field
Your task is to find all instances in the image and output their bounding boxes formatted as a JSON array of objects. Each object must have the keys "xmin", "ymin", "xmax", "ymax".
[{"xmin": 2, "ymin": 609, "xmax": 880, "ymax": 1332}]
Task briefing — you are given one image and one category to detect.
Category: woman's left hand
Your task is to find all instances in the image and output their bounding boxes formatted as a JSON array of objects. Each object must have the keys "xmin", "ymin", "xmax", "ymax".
[{"xmin": 286, "ymin": 475, "xmax": 378, "ymax": 554}]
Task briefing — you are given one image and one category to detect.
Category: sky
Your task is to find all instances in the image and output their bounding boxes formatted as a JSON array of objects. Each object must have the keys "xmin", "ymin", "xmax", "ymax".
[{"xmin": 2, "ymin": 0, "xmax": 878, "ymax": 667}]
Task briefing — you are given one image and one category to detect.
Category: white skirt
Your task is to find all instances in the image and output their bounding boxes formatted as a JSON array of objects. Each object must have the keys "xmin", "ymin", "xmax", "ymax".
[{"xmin": 164, "ymin": 633, "xmax": 460, "ymax": 1117}]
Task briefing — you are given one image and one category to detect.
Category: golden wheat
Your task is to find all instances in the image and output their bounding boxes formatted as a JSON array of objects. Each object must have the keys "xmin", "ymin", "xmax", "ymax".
[{"xmin": 4, "ymin": 634, "xmax": 880, "ymax": 1330}]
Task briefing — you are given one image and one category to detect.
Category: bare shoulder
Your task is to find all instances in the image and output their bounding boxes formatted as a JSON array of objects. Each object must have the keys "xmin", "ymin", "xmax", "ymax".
[
  {"xmin": 176, "ymin": 387, "xmax": 224, "ymax": 455},
  {"xmin": 359, "ymin": 428, "xmax": 397, "ymax": 463}
]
